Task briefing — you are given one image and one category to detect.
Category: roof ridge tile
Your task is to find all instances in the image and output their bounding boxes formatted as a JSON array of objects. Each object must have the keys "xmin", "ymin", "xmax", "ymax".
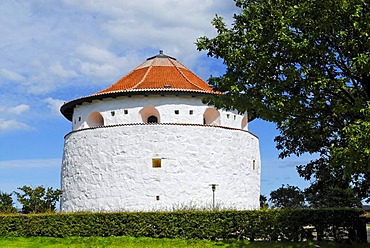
[
  {"xmin": 168, "ymin": 58, "xmax": 206, "ymax": 91},
  {"xmin": 131, "ymin": 58, "xmax": 155, "ymax": 89}
]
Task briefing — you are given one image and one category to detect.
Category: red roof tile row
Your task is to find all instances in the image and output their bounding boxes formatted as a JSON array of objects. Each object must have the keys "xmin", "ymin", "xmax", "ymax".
[{"xmin": 95, "ymin": 51, "xmax": 215, "ymax": 95}]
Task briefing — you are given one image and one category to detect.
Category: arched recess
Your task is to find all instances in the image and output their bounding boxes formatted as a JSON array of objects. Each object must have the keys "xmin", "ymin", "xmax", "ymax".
[
  {"xmin": 86, "ymin": 111, "xmax": 104, "ymax": 127},
  {"xmin": 139, "ymin": 106, "xmax": 161, "ymax": 123},
  {"xmin": 203, "ymin": 108, "xmax": 220, "ymax": 125},
  {"xmin": 241, "ymin": 116, "xmax": 248, "ymax": 130}
]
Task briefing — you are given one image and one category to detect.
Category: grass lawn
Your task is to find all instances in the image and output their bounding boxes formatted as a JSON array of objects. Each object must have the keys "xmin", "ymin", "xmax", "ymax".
[{"xmin": 0, "ymin": 237, "xmax": 369, "ymax": 248}]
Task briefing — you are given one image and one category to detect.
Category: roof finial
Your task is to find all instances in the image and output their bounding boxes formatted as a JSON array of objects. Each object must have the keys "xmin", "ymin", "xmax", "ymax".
[{"xmin": 146, "ymin": 50, "xmax": 176, "ymax": 60}]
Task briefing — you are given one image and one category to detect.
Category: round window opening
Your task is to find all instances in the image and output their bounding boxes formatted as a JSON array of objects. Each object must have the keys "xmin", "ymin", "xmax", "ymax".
[{"xmin": 148, "ymin": 115, "xmax": 158, "ymax": 123}]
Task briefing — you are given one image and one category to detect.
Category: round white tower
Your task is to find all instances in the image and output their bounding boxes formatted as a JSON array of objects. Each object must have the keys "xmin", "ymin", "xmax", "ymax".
[{"xmin": 60, "ymin": 51, "xmax": 261, "ymax": 212}]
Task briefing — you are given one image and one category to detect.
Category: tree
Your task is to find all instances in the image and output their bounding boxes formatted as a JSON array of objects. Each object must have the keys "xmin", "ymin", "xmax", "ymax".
[
  {"xmin": 196, "ymin": 0, "xmax": 370, "ymax": 202},
  {"xmin": 260, "ymin": 194, "xmax": 268, "ymax": 209},
  {"xmin": 14, "ymin": 186, "xmax": 62, "ymax": 214},
  {"xmin": 270, "ymin": 185, "xmax": 306, "ymax": 209},
  {"xmin": 298, "ymin": 158, "xmax": 362, "ymax": 208},
  {"xmin": 0, "ymin": 191, "xmax": 17, "ymax": 213}
]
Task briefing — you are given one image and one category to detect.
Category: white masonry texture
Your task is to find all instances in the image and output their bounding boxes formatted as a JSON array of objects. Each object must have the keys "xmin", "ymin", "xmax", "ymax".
[
  {"xmin": 70, "ymin": 96, "xmax": 248, "ymax": 131},
  {"xmin": 61, "ymin": 96, "xmax": 261, "ymax": 212}
]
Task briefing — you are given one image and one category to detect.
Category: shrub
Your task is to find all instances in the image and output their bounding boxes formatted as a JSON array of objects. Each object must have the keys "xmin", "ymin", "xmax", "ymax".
[
  {"xmin": 0, "ymin": 208, "xmax": 366, "ymax": 242},
  {"xmin": 0, "ymin": 192, "xmax": 17, "ymax": 214}
]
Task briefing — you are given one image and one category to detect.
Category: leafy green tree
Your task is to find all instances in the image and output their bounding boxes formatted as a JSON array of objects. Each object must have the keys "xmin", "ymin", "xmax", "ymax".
[
  {"xmin": 0, "ymin": 191, "xmax": 17, "ymax": 213},
  {"xmin": 14, "ymin": 186, "xmax": 62, "ymax": 214},
  {"xmin": 298, "ymin": 158, "xmax": 362, "ymax": 208},
  {"xmin": 196, "ymin": 0, "xmax": 370, "ymax": 202},
  {"xmin": 270, "ymin": 185, "xmax": 306, "ymax": 209},
  {"xmin": 260, "ymin": 194, "xmax": 268, "ymax": 209}
]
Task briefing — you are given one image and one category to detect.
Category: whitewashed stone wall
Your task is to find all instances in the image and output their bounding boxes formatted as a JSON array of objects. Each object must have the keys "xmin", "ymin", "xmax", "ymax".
[
  {"xmin": 71, "ymin": 96, "xmax": 248, "ymax": 131},
  {"xmin": 61, "ymin": 124, "xmax": 260, "ymax": 212}
]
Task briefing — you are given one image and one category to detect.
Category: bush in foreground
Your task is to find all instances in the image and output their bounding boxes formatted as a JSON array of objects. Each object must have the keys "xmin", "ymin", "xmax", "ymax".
[{"xmin": 0, "ymin": 208, "xmax": 367, "ymax": 243}]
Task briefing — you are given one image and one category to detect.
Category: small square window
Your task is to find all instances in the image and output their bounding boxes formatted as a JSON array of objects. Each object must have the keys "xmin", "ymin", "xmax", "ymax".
[
  {"xmin": 226, "ymin": 114, "xmax": 230, "ymax": 119},
  {"xmin": 156, "ymin": 195, "xmax": 160, "ymax": 201},
  {"xmin": 174, "ymin": 110, "xmax": 179, "ymax": 115},
  {"xmin": 189, "ymin": 110, "xmax": 193, "ymax": 115},
  {"xmin": 152, "ymin": 158, "xmax": 161, "ymax": 168},
  {"xmin": 111, "ymin": 111, "xmax": 115, "ymax": 116},
  {"xmin": 124, "ymin": 110, "xmax": 128, "ymax": 114}
]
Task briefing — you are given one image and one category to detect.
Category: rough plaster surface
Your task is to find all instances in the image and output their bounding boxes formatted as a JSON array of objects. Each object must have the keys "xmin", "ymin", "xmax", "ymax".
[
  {"xmin": 71, "ymin": 96, "xmax": 248, "ymax": 131},
  {"xmin": 61, "ymin": 124, "xmax": 261, "ymax": 212}
]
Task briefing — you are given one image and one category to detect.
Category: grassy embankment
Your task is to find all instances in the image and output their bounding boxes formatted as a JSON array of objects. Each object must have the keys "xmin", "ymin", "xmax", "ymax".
[{"xmin": 0, "ymin": 236, "xmax": 369, "ymax": 248}]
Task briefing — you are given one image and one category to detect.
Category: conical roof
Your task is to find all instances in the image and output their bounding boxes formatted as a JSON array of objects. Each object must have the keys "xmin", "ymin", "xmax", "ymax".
[
  {"xmin": 61, "ymin": 51, "xmax": 217, "ymax": 121},
  {"xmin": 95, "ymin": 50, "xmax": 214, "ymax": 95}
]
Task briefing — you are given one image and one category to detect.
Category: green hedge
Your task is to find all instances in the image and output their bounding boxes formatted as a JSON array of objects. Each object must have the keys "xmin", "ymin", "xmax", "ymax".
[{"xmin": 0, "ymin": 209, "xmax": 366, "ymax": 242}]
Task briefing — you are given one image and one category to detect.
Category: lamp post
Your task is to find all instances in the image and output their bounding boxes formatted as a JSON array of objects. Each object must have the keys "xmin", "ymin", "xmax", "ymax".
[{"xmin": 209, "ymin": 184, "xmax": 219, "ymax": 209}]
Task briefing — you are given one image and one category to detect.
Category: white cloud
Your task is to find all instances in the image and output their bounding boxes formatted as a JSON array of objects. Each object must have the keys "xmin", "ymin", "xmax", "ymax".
[
  {"xmin": 49, "ymin": 62, "xmax": 78, "ymax": 78},
  {"xmin": 0, "ymin": 119, "xmax": 31, "ymax": 132},
  {"xmin": 79, "ymin": 62, "xmax": 120, "ymax": 80},
  {"xmin": 76, "ymin": 44, "xmax": 123, "ymax": 79},
  {"xmin": 64, "ymin": 0, "xmax": 237, "ymax": 65},
  {"xmin": 94, "ymin": 1, "xmax": 225, "ymax": 61},
  {"xmin": 75, "ymin": 45, "xmax": 142, "ymax": 83},
  {"xmin": 0, "ymin": 104, "xmax": 32, "ymax": 132},
  {"xmin": 0, "ymin": 104, "xmax": 30, "ymax": 115},
  {"xmin": 8, "ymin": 104, "xmax": 30, "ymax": 115},
  {"xmin": 0, "ymin": 68, "xmax": 26, "ymax": 82},
  {"xmin": 0, "ymin": 0, "xmax": 237, "ymax": 96},
  {"xmin": 77, "ymin": 44, "xmax": 118, "ymax": 64},
  {"xmin": 0, "ymin": 158, "xmax": 61, "ymax": 168},
  {"xmin": 43, "ymin": 97, "xmax": 65, "ymax": 116}
]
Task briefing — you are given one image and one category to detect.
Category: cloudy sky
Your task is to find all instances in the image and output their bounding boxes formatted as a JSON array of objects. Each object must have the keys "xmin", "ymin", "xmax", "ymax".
[{"xmin": 0, "ymin": 0, "xmax": 314, "ymax": 206}]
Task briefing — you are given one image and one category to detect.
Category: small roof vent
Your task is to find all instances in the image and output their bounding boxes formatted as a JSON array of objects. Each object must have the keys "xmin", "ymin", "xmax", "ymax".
[
  {"xmin": 147, "ymin": 50, "xmax": 176, "ymax": 60},
  {"xmin": 164, "ymin": 84, "xmax": 172, "ymax": 88}
]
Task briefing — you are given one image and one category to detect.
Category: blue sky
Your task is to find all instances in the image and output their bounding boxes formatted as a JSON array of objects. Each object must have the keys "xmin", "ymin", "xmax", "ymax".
[{"xmin": 0, "ymin": 0, "xmax": 315, "ymax": 205}]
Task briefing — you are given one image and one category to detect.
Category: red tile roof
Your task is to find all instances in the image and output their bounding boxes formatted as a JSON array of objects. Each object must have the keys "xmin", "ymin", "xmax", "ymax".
[
  {"xmin": 95, "ymin": 51, "xmax": 215, "ymax": 95},
  {"xmin": 61, "ymin": 51, "xmax": 217, "ymax": 121}
]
